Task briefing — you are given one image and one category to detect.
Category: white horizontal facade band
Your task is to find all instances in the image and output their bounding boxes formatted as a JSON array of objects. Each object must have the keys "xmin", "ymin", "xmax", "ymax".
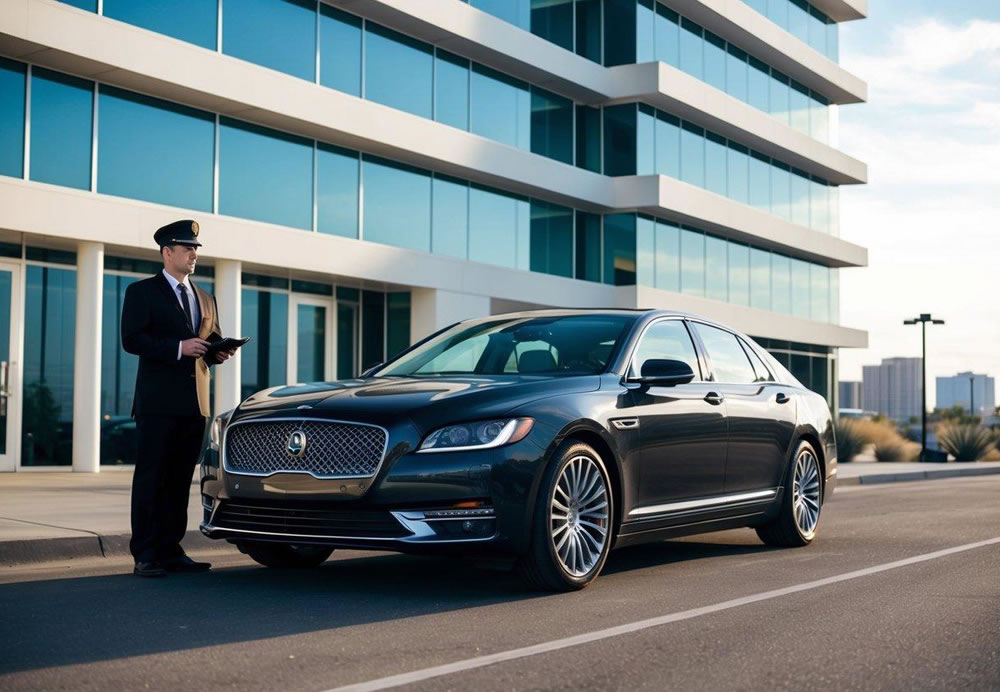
[
  {"xmin": 800, "ymin": 0, "xmax": 867, "ymax": 23},
  {"xmin": 0, "ymin": 179, "xmax": 866, "ymax": 348},
  {"xmin": 0, "ymin": 2, "xmax": 867, "ymax": 266},
  {"xmin": 665, "ymin": 0, "xmax": 867, "ymax": 102},
  {"xmin": 329, "ymin": 0, "xmax": 867, "ymax": 104},
  {"xmin": 0, "ymin": 0, "xmax": 866, "ymax": 187}
]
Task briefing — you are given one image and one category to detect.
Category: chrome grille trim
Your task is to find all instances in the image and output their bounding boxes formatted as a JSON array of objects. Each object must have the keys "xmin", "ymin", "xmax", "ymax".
[{"xmin": 222, "ymin": 417, "xmax": 389, "ymax": 480}]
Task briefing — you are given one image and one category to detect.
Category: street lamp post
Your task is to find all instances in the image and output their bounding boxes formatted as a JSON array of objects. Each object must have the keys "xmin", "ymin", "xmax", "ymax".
[
  {"xmin": 969, "ymin": 374, "xmax": 975, "ymax": 419},
  {"xmin": 903, "ymin": 314, "xmax": 945, "ymax": 462}
]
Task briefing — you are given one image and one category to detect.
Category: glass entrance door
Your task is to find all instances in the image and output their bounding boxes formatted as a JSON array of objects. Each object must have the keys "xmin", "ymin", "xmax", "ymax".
[
  {"xmin": 287, "ymin": 295, "xmax": 335, "ymax": 383},
  {"xmin": 0, "ymin": 262, "xmax": 22, "ymax": 472}
]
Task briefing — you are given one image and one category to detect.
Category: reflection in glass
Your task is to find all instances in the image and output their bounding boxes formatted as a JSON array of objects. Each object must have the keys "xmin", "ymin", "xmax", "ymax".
[
  {"xmin": 532, "ymin": 0, "xmax": 573, "ymax": 50},
  {"xmin": 320, "ymin": 5, "xmax": 362, "ymax": 96},
  {"xmin": 679, "ymin": 18, "xmax": 703, "ymax": 79},
  {"xmin": 680, "ymin": 228, "xmax": 705, "ymax": 296},
  {"xmin": 637, "ymin": 105, "xmax": 656, "ymax": 175},
  {"xmin": 317, "ymin": 143, "xmax": 359, "ymax": 238},
  {"xmin": 219, "ymin": 118, "xmax": 313, "ymax": 230},
  {"xmin": 604, "ymin": 105, "xmax": 636, "ymax": 176},
  {"xmin": 680, "ymin": 122, "xmax": 705, "ymax": 187},
  {"xmin": 98, "ymin": 87, "xmax": 214, "ymax": 211},
  {"xmin": 705, "ymin": 236, "xmax": 728, "ymax": 301},
  {"xmin": 365, "ymin": 25, "xmax": 433, "ymax": 118},
  {"xmin": 242, "ymin": 288, "xmax": 289, "ymax": 398},
  {"xmin": 337, "ymin": 301, "xmax": 358, "ymax": 379},
  {"xmin": 654, "ymin": 221, "xmax": 680, "ymax": 292},
  {"xmin": 30, "ymin": 69, "xmax": 92, "ymax": 190},
  {"xmin": 432, "ymin": 176, "xmax": 469, "ymax": 259},
  {"xmin": 728, "ymin": 243, "xmax": 750, "ymax": 307},
  {"xmin": 727, "ymin": 142, "xmax": 749, "ymax": 205},
  {"xmin": 530, "ymin": 201, "xmax": 573, "ymax": 278},
  {"xmin": 750, "ymin": 248, "xmax": 771, "ymax": 310},
  {"xmin": 223, "ymin": 0, "xmax": 316, "ymax": 81},
  {"xmin": 705, "ymin": 132, "xmax": 728, "ymax": 197},
  {"xmin": 791, "ymin": 259, "xmax": 810, "ymax": 318},
  {"xmin": 363, "ymin": 156, "xmax": 431, "ymax": 251},
  {"xmin": 636, "ymin": 0, "xmax": 655, "ymax": 63},
  {"xmin": 361, "ymin": 290, "xmax": 385, "ymax": 370},
  {"xmin": 771, "ymin": 254, "xmax": 791, "ymax": 314},
  {"xmin": 656, "ymin": 112, "xmax": 680, "ymax": 179},
  {"xmin": 0, "ymin": 58, "xmax": 25, "ymax": 178},
  {"xmin": 469, "ymin": 185, "xmax": 527, "ymax": 270},
  {"xmin": 811, "ymin": 264, "xmax": 829, "ymax": 322},
  {"xmin": 435, "ymin": 51, "xmax": 470, "ymax": 131},
  {"xmin": 470, "ymin": 64, "xmax": 529, "ymax": 150},
  {"xmin": 575, "ymin": 212, "xmax": 602, "ymax": 282},
  {"xmin": 101, "ymin": 274, "xmax": 138, "ymax": 465},
  {"xmin": 726, "ymin": 45, "xmax": 748, "ymax": 103},
  {"xmin": 297, "ymin": 304, "xmax": 326, "ymax": 382},
  {"xmin": 655, "ymin": 4, "xmax": 680, "ymax": 67},
  {"xmin": 704, "ymin": 31, "xmax": 727, "ymax": 92},
  {"xmin": 636, "ymin": 216, "xmax": 655, "ymax": 287},
  {"xmin": 23, "ymin": 266, "xmax": 76, "ymax": 466},
  {"xmin": 603, "ymin": 214, "xmax": 636, "ymax": 286},
  {"xmin": 575, "ymin": 0, "xmax": 603, "ymax": 62},
  {"xmin": 386, "ymin": 292, "xmax": 411, "ymax": 361},
  {"xmin": 472, "ymin": 0, "xmax": 530, "ymax": 30},
  {"xmin": 575, "ymin": 105, "xmax": 601, "ymax": 173},
  {"xmin": 105, "ymin": 0, "xmax": 217, "ymax": 49},
  {"xmin": 531, "ymin": 87, "xmax": 573, "ymax": 163}
]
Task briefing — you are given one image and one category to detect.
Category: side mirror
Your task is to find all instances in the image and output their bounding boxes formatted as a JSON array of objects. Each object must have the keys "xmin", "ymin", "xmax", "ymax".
[{"xmin": 637, "ymin": 359, "xmax": 695, "ymax": 386}]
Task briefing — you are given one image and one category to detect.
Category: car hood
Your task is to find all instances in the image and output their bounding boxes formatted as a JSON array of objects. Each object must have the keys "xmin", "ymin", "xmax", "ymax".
[{"xmin": 232, "ymin": 375, "xmax": 601, "ymax": 429}]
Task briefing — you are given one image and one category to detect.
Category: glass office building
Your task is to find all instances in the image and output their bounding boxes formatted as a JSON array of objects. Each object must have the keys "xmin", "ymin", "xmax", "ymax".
[{"xmin": 0, "ymin": 0, "xmax": 867, "ymax": 471}]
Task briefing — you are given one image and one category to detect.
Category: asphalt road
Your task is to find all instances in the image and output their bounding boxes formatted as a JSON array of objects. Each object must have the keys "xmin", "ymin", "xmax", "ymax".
[{"xmin": 1, "ymin": 475, "xmax": 998, "ymax": 691}]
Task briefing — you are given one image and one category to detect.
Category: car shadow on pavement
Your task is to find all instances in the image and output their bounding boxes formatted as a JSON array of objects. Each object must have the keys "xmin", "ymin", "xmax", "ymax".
[{"xmin": 0, "ymin": 537, "xmax": 774, "ymax": 675}]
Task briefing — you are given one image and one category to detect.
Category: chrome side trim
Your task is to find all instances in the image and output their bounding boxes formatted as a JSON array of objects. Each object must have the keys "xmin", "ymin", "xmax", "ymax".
[
  {"xmin": 221, "ymin": 416, "xmax": 389, "ymax": 481},
  {"xmin": 201, "ymin": 521, "xmax": 495, "ymax": 545},
  {"xmin": 628, "ymin": 489, "xmax": 777, "ymax": 518}
]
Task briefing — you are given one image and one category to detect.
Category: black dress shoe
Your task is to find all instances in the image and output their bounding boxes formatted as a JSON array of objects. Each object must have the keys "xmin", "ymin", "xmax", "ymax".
[
  {"xmin": 133, "ymin": 561, "xmax": 167, "ymax": 578},
  {"xmin": 162, "ymin": 555, "xmax": 211, "ymax": 572}
]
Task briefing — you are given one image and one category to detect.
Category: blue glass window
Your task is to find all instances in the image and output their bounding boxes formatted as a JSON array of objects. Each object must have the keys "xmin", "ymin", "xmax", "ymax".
[
  {"xmin": 637, "ymin": 105, "xmax": 656, "ymax": 175},
  {"xmin": 811, "ymin": 264, "xmax": 829, "ymax": 322},
  {"xmin": 728, "ymin": 243, "xmax": 749, "ymax": 307},
  {"xmin": 576, "ymin": 105, "xmax": 601, "ymax": 173},
  {"xmin": 603, "ymin": 0, "xmax": 637, "ymax": 66},
  {"xmin": 748, "ymin": 151, "xmax": 771, "ymax": 212},
  {"xmin": 0, "ymin": 58, "xmax": 25, "ymax": 179},
  {"xmin": 727, "ymin": 142, "xmax": 749, "ymax": 205},
  {"xmin": 469, "ymin": 185, "xmax": 528, "ymax": 270},
  {"xmin": 101, "ymin": 274, "xmax": 138, "ymax": 464},
  {"xmin": 603, "ymin": 105, "xmax": 636, "ymax": 176},
  {"xmin": 679, "ymin": 18, "xmax": 703, "ymax": 80},
  {"xmin": 532, "ymin": 0, "xmax": 573, "ymax": 51},
  {"xmin": 363, "ymin": 156, "xmax": 431, "ymax": 252},
  {"xmin": 811, "ymin": 92, "xmax": 829, "ymax": 142},
  {"xmin": 771, "ymin": 254, "xmax": 791, "ymax": 314},
  {"xmin": 432, "ymin": 175, "xmax": 469, "ymax": 259},
  {"xmin": 435, "ymin": 51, "xmax": 470, "ymax": 131},
  {"xmin": 223, "ymin": 0, "xmax": 316, "ymax": 81},
  {"xmin": 748, "ymin": 57, "xmax": 770, "ymax": 113},
  {"xmin": 470, "ymin": 64, "xmax": 529, "ymax": 150},
  {"xmin": 680, "ymin": 121, "xmax": 705, "ymax": 188},
  {"xmin": 830, "ymin": 269, "xmax": 839, "ymax": 323},
  {"xmin": 790, "ymin": 80, "xmax": 810, "ymax": 133},
  {"xmin": 771, "ymin": 162, "xmax": 791, "ymax": 221},
  {"xmin": 705, "ymin": 132, "xmax": 728, "ymax": 197},
  {"xmin": 575, "ymin": 212, "xmax": 602, "ymax": 282},
  {"xmin": 680, "ymin": 228, "xmax": 705, "ymax": 296},
  {"xmin": 320, "ymin": 5, "xmax": 362, "ymax": 96},
  {"xmin": 97, "ymin": 87, "xmax": 213, "ymax": 211},
  {"xmin": 531, "ymin": 86, "xmax": 573, "ymax": 164},
  {"xmin": 530, "ymin": 201, "xmax": 573, "ymax": 278},
  {"xmin": 317, "ymin": 143, "xmax": 359, "ymax": 238},
  {"xmin": 766, "ymin": 0, "xmax": 788, "ymax": 29},
  {"xmin": 769, "ymin": 70, "xmax": 790, "ymax": 126},
  {"xmin": 808, "ymin": 6, "xmax": 827, "ymax": 56},
  {"xmin": 218, "ymin": 118, "xmax": 313, "ymax": 230},
  {"xmin": 704, "ymin": 30, "xmax": 727, "ymax": 92},
  {"xmin": 386, "ymin": 292, "xmax": 411, "ymax": 360},
  {"xmin": 365, "ymin": 24, "xmax": 433, "ymax": 119},
  {"xmin": 636, "ymin": 215, "xmax": 655, "ymax": 287},
  {"xmin": 789, "ymin": 0, "xmax": 810, "ymax": 43},
  {"xmin": 58, "ymin": 0, "xmax": 96, "ymax": 10},
  {"xmin": 603, "ymin": 213, "xmax": 636, "ymax": 286},
  {"xmin": 791, "ymin": 259, "xmax": 810, "ymax": 318},
  {"xmin": 241, "ymin": 288, "xmax": 289, "ymax": 399},
  {"xmin": 705, "ymin": 235, "xmax": 728, "ymax": 301},
  {"xmin": 472, "ymin": 0, "xmax": 530, "ymax": 30},
  {"xmin": 790, "ymin": 168, "xmax": 810, "ymax": 228},
  {"xmin": 105, "ymin": 0, "xmax": 217, "ymax": 49},
  {"xmin": 655, "ymin": 4, "xmax": 680, "ymax": 67},
  {"xmin": 750, "ymin": 248, "xmax": 771, "ymax": 310},
  {"xmin": 811, "ymin": 177, "xmax": 828, "ymax": 233},
  {"xmin": 575, "ymin": 0, "xmax": 603, "ymax": 63},
  {"xmin": 636, "ymin": 0, "xmax": 655, "ymax": 63},
  {"xmin": 726, "ymin": 45, "xmax": 748, "ymax": 103},
  {"xmin": 654, "ymin": 220, "xmax": 680, "ymax": 291},
  {"xmin": 30, "ymin": 69, "xmax": 92, "ymax": 190},
  {"xmin": 655, "ymin": 111, "xmax": 681, "ymax": 179}
]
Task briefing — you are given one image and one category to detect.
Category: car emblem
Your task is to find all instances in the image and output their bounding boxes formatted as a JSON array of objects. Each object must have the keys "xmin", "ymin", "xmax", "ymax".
[{"xmin": 287, "ymin": 430, "xmax": 308, "ymax": 458}]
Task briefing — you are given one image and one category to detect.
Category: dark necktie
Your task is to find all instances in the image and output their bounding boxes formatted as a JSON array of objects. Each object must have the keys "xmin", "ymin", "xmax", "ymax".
[{"xmin": 177, "ymin": 283, "xmax": 195, "ymax": 333}]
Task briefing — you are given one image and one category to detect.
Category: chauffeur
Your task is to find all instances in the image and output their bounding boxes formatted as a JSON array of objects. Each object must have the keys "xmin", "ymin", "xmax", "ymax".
[{"xmin": 121, "ymin": 220, "xmax": 236, "ymax": 577}]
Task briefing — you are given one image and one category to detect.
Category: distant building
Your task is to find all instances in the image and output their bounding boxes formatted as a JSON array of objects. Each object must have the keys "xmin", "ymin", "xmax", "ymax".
[
  {"xmin": 936, "ymin": 373, "xmax": 995, "ymax": 417},
  {"xmin": 862, "ymin": 357, "xmax": 922, "ymax": 421},
  {"xmin": 839, "ymin": 381, "xmax": 863, "ymax": 410}
]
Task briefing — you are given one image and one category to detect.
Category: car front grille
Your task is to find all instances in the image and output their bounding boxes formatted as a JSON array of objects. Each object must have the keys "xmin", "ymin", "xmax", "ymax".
[
  {"xmin": 212, "ymin": 499, "xmax": 410, "ymax": 538},
  {"xmin": 224, "ymin": 419, "xmax": 387, "ymax": 478}
]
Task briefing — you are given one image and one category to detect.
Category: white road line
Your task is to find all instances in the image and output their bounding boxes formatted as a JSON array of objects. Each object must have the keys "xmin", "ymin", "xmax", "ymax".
[{"xmin": 326, "ymin": 536, "xmax": 1000, "ymax": 692}]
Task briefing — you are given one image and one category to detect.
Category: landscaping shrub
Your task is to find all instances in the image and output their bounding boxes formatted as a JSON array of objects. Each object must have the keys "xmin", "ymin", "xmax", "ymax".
[
  {"xmin": 853, "ymin": 419, "xmax": 919, "ymax": 462},
  {"xmin": 834, "ymin": 418, "xmax": 866, "ymax": 463},
  {"xmin": 937, "ymin": 423, "xmax": 997, "ymax": 462}
]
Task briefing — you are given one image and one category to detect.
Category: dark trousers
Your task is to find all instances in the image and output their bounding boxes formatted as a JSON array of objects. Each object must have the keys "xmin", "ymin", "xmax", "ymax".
[{"xmin": 130, "ymin": 414, "xmax": 207, "ymax": 563}]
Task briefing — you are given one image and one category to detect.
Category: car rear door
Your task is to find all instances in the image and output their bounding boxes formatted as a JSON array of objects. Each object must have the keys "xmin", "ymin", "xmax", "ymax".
[
  {"xmin": 689, "ymin": 323, "xmax": 796, "ymax": 495},
  {"xmin": 625, "ymin": 318, "xmax": 728, "ymax": 513}
]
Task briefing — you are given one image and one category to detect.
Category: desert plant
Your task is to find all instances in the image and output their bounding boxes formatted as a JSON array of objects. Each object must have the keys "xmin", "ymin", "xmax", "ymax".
[
  {"xmin": 937, "ymin": 423, "xmax": 996, "ymax": 462},
  {"xmin": 834, "ymin": 418, "xmax": 866, "ymax": 463},
  {"xmin": 853, "ymin": 418, "xmax": 919, "ymax": 462}
]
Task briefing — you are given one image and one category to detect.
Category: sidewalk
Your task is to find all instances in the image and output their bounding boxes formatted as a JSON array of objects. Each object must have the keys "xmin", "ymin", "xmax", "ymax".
[{"xmin": 2, "ymin": 461, "xmax": 999, "ymax": 567}]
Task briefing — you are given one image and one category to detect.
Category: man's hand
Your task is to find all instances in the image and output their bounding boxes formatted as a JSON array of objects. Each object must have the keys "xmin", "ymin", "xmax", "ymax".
[
  {"xmin": 214, "ymin": 348, "xmax": 238, "ymax": 363},
  {"xmin": 181, "ymin": 338, "xmax": 210, "ymax": 358}
]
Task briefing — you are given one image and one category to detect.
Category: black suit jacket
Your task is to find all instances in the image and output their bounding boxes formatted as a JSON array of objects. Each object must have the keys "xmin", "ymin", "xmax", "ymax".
[{"xmin": 121, "ymin": 273, "xmax": 223, "ymax": 417}]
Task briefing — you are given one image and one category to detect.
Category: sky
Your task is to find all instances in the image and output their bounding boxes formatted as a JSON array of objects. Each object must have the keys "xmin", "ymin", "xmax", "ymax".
[{"xmin": 836, "ymin": 0, "xmax": 1000, "ymax": 406}]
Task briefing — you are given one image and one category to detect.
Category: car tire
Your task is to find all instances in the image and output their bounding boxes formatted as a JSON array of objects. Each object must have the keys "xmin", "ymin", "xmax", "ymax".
[
  {"xmin": 518, "ymin": 441, "xmax": 614, "ymax": 592},
  {"xmin": 756, "ymin": 440, "xmax": 823, "ymax": 547},
  {"xmin": 242, "ymin": 542, "xmax": 334, "ymax": 568}
]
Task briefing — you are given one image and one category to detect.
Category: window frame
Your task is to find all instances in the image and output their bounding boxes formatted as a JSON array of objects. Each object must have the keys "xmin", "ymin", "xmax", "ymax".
[
  {"xmin": 623, "ymin": 316, "xmax": 705, "ymax": 382},
  {"xmin": 686, "ymin": 318, "xmax": 758, "ymax": 385}
]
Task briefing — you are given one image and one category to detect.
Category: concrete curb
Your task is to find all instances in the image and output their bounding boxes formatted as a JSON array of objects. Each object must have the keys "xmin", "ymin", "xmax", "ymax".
[
  {"xmin": 836, "ymin": 465, "xmax": 1000, "ymax": 486},
  {"xmin": 0, "ymin": 529, "xmax": 227, "ymax": 568}
]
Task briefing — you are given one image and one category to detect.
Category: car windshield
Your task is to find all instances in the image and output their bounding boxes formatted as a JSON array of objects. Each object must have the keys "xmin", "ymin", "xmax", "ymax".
[{"xmin": 375, "ymin": 314, "xmax": 636, "ymax": 377}]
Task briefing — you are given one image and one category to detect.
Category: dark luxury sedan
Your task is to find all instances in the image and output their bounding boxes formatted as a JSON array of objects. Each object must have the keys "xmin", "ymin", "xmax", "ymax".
[{"xmin": 201, "ymin": 309, "xmax": 836, "ymax": 590}]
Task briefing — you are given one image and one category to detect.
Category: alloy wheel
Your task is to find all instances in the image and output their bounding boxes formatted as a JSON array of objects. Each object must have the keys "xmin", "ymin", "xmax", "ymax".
[
  {"xmin": 792, "ymin": 448, "xmax": 821, "ymax": 535},
  {"xmin": 550, "ymin": 455, "xmax": 609, "ymax": 577}
]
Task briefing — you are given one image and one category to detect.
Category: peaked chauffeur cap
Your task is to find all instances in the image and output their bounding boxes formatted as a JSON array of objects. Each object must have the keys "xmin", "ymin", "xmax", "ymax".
[{"xmin": 154, "ymin": 219, "xmax": 202, "ymax": 248}]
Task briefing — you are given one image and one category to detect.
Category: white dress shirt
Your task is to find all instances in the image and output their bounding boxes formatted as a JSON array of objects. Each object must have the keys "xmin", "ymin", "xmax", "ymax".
[{"xmin": 162, "ymin": 269, "xmax": 201, "ymax": 360}]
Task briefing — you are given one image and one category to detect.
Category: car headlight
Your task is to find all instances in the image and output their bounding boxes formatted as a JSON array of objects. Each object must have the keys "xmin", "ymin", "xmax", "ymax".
[
  {"xmin": 418, "ymin": 418, "xmax": 534, "ymax": 453},
  {"xmin": 209, "ymin": 409, "xmax": 234, "ymax": 451}
]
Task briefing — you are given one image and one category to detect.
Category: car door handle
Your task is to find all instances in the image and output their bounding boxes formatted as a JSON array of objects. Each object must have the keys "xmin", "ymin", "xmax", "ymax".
[
  {"xmin": 704, "ymin": 392, "xmax": 724, "ymax": 405},
  {"xmin": 775, "ymin": 392, "xmax": 790, "ymax": 404}
]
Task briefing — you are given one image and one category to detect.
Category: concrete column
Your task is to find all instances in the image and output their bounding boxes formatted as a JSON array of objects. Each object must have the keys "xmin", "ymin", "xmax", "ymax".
[
  {"xmin": 72, "ymin": 241, "xmax": 103, "ymax": 473},
  {"xmin": 410, "ymin": 288, "xmax": 491, "ymax": 344},
  {"xmin": 213, "ymin": 259, "xmax": 242, "ymax": 416}
]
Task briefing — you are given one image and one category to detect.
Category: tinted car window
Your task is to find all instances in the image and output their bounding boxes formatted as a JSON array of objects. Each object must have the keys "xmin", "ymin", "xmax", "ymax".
[
  {"xmin": 630, "ymin": 319, "xmax": 701, "ymax": 379},
  {"xmin": 693, "ymin": 323, "xmax": 757, "ymax": 384},
  {"xmin": 740, "ymin": 338, "xmax": 775, "ymax": 382}
]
